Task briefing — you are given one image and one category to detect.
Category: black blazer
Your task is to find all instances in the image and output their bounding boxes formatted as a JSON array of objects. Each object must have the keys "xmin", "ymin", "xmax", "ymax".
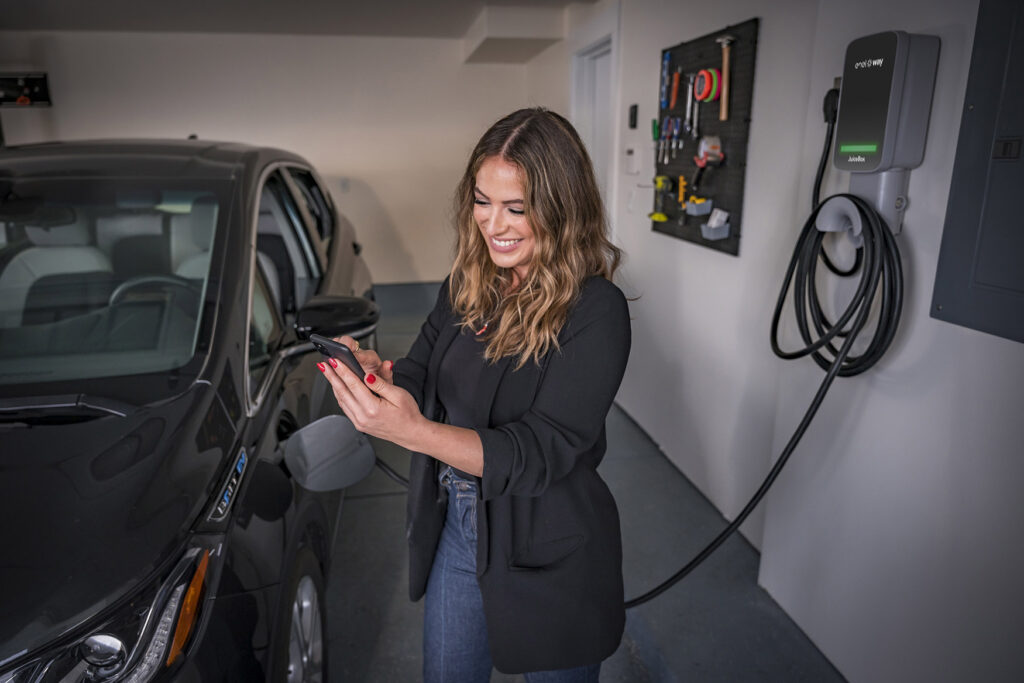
[{"xmin": 393, "ymin": 276, "xmax": 631, "ymax": 674}]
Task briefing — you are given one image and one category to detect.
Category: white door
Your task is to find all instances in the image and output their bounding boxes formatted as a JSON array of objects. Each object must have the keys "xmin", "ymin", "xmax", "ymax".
[{"xmin": 574, "ymin": 37, "xmax": 614, "ymax": 205}]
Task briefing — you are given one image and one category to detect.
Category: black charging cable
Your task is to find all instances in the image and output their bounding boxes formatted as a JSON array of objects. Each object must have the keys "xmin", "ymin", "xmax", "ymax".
[
  {"xmin": 815, "ymin": 80, "xmax": 863, "ymax": 278},
  {"xmin": 623, "ymin": 90, "xmax": 904, "ymax": 609},
  {"xmin": 813, "ymin": 82, "xmax": 841, "ymax": 208}
]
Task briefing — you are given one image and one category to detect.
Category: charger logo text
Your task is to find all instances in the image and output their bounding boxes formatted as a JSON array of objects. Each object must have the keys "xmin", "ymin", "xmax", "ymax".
[
  {"xmin": 848, "ymin": 155, "xmax": 866, "ymax": 163},
  {"xmin": 854, "ymin": 58, "xmax": 885, "ymax": 69}
]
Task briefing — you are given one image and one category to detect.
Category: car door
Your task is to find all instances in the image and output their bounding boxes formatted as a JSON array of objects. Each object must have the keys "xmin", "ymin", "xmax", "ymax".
[
  {"xmin": 247, "ymin": 167, "xmax": 342, "ymax": 434},
  {"xmin": 229, "ymin": 165, "xmax": 344, "ymax": 609}
]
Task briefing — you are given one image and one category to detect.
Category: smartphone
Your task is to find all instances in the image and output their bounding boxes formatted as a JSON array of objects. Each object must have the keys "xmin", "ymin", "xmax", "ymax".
[{"xmin": 309, "ymin": 334, "xmax": 365, "ymax": 377}]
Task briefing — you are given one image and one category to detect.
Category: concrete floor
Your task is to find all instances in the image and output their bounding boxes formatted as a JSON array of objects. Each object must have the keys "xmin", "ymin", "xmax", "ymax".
[{"xmin": 325, "ymin": 283, "xmax": 846, "ymax": 682}]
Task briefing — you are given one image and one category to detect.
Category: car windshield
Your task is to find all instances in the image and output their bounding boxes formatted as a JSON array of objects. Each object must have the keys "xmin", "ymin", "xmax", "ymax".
[{"xmin": 0, "ymin": 176, "xmax": 230, "ymax": 387}]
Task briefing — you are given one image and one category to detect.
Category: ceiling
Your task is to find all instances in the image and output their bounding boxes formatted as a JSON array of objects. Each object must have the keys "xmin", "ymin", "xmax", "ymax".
[{"xmin": 0, "ymin": 0, "xmax": 596, "ymax": 39}]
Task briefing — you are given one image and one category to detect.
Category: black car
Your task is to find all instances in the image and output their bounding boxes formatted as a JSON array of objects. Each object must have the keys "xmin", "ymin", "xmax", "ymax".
[{"xmin": 0, "ymin": 140, "xmax": 380, "ymax": 682}]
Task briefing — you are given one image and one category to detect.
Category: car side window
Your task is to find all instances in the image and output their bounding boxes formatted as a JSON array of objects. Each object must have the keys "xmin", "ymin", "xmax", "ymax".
[
  {"xmin": 258, "ymin": 173, "xmax": 322, "ymax": 323},
  {"xmin": 248, "ymin": 267, "xmax": 282, "ymax": 401},
  {"xmin": 287, "ymin": 168, "xmax": 335, "ymax": 244}
]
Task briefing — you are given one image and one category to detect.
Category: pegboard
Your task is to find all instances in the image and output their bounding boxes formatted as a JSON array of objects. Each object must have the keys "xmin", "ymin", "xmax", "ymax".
[{"xmin": 650, "ymin": 19, "xmax": 759, "ymax": 256}]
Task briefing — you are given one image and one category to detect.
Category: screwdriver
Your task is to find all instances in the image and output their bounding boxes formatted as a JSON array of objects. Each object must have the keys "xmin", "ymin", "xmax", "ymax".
[
  {"xmin": 669, "ymin": 67, "xmax": 682, "ymax": 110},
  {"xmin": 660, "ymin": 115, "xmax": 671, "ymax": 165},
  {"xmin": 659, "ymin": 52, "xmax": 671, "ymax": 110}
]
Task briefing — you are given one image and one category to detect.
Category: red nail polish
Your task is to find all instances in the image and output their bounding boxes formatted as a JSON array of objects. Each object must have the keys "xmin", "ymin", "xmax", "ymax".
[
  {"xmin": 329, "ymin": 358, "xmax": 338, "ymax": 368},
  {"xmin": 317, "ymin": 362, "xmax": 325, "ymax": 372},
  {"xmin": 387, "ymin": 361, "xmax": 394, "ymax": 371},
  {"xmin": 366, "ymin": 374, "xmax": 376, "ymax": 384}
]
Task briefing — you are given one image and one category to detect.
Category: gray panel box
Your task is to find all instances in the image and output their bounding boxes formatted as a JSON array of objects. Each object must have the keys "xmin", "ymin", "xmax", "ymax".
[{"xmin": 931, "ymin": 0, "xmax": 1024, "ymax": 345}]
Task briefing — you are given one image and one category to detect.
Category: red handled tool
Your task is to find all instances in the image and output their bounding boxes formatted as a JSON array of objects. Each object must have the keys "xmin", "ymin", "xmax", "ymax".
[{"xmin": 691, "ymin": 135, "xmax": 724, "ymax": 192}]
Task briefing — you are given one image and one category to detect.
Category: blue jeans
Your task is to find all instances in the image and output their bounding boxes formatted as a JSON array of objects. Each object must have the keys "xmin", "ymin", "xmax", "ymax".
[{"xmin": 423, "ymin": 467, "xmax": 601, "ymax": 683}]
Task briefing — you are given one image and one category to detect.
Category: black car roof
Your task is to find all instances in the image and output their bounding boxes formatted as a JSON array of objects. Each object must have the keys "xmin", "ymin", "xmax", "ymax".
[{"xmin": 0, "ymin": 139, "xmax": 308, "ymax": 179}]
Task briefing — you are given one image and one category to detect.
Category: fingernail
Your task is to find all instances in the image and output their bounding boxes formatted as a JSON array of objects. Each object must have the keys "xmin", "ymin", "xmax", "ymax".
[
  {"xmin": 329, "ymin": 358, "xmax": 338, "ymax": 368},
  {"xmin": 317, "ymin": 362, "xmax": 326, "ymax": 372},
  {"xmin": 387, "ymin": 361, "xmax": 394, "ymax": 371},
  {"xmin": 366, "ymin": 374, "xmax": 376, "ymax": 384}
]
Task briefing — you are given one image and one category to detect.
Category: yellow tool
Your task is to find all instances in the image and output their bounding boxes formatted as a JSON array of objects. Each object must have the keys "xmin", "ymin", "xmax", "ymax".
[{"xmin": 649, "ymin": 175, "xmax": 672, "ymax": 222}]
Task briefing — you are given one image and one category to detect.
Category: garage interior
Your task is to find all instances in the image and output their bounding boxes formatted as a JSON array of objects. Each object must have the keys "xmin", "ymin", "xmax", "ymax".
[{"xmin": 2, "ymin": 0, "xmax": 1022, "ymax": 682}]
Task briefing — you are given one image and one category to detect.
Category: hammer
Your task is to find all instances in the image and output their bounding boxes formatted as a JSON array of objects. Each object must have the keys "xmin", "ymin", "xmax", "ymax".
[{"xmin": 716, "ymin": 34, "xmax": 735, "ymax": 121}]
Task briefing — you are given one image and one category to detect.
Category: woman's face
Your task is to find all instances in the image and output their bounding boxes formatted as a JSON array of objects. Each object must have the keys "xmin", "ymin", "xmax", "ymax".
[{"xmin": 473, "ymin": 156, "xmax": 536, "ymax": 284}]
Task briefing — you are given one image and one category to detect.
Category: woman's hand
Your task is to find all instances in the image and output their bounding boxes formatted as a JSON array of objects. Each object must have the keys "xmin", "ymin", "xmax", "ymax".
[
  {"xmin": 318, "ymin": 354, "xmax": 422, "ymax": 447},
  {"xmin": 332, "ymin": 335, "xmax": 395, "ymax": 383}
]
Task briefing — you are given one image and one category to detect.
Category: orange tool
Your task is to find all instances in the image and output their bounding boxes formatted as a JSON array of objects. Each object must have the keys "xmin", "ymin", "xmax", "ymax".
[{"xmin": 669, "ymin": 67, "xmax": 682, "ymax": 110}]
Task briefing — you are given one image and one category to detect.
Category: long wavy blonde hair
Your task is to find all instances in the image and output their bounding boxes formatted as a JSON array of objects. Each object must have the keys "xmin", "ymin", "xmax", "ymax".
[{"xmin": 450, "ymin": 107, "xmax": 622, "ymax": 368}]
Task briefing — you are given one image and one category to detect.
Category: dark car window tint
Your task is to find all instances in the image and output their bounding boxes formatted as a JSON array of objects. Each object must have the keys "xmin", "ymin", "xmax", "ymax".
[
  {"xmin": 288, "ymin": 169, "xmax": 335, "ymax": 243},
  {"xmin": 258, "ymin": 174, "xmax": 321, "ymax": 321},
  {"xmin": 248, "ymin": 268, "xmax": 282, "ymax": 400}
]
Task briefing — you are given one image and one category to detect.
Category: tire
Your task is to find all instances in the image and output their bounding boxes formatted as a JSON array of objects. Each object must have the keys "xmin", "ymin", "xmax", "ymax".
[{"xmin": 271, "ymin": 546, "xmax": 328, "ymax": 683}]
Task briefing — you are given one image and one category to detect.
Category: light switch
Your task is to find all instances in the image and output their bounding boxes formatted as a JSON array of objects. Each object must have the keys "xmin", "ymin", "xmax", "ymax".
[{"xmin": 625, "ymin": 148, "xmax": 640, "ymax": 175}]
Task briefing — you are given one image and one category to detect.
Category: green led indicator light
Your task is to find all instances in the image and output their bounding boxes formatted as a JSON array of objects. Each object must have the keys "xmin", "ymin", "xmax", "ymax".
[{"xmin": 840, "ymin": 143, "xmax": 878, "ymax": 153}]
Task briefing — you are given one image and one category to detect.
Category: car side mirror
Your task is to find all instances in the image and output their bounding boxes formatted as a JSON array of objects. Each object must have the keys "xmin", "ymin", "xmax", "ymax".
[
  {"xmin": 283, "ymin": 414, "xmax": 376, "ymax": 491},
  {"xmin": 294, "ymin": 295, "xmax": 379, "ymax": 341}
]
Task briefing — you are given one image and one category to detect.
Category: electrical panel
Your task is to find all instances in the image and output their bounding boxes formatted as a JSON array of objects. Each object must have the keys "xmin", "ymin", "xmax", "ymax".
[{"xmin": 931, "ymin": 0, "xmax": 1024, "ymax": 344}]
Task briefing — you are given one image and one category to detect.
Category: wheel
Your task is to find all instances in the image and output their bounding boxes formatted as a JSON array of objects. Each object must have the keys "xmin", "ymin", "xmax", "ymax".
[{"xmin": 271, "ymin": 546, "xmax": 328, "ymax": 683}]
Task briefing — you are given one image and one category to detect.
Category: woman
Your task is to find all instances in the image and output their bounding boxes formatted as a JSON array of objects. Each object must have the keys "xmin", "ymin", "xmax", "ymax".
[{"xmin": 318, "ymin": 107, "xmax": 630, "ymax": 681}]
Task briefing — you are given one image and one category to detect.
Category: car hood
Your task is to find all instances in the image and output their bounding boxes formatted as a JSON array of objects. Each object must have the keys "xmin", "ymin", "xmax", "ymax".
[{"xmin": 0, "ymin": 383, "xmax": 229, "ymax": 665}]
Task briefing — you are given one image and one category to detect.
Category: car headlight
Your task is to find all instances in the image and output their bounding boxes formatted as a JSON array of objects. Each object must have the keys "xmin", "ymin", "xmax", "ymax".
[{"xmin": 1, "ymin": 536, "xmax": 223, "ymax": 683}]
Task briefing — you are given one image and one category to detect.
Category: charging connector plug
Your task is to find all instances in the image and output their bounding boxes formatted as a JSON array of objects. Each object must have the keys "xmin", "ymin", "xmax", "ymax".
[
  {"xmin": 823, "ymin": 77, "xmax": 841, "ymax": 124},
  {"xmin": 814, "ymin": 77, "xmax": 842, "ymax": 209}
]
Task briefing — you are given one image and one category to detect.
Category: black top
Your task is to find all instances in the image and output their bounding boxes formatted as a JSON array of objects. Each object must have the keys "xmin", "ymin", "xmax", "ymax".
[
  {"xmin": 437, "ymin": 327, "xmax": 486, "ymax": 478},
  {"xmin": 394, "ymin": 276, "xmax": 631, "ymax": 674}
]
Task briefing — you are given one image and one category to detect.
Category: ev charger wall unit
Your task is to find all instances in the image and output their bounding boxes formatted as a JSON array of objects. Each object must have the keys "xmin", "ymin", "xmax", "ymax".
[
  {"xmin": 625, "ymin": 30, "xmax": 941, "ymax": 609},
  {"xmin": 831, "ymin": 32, "xmax": 940, "ymax": 234}
]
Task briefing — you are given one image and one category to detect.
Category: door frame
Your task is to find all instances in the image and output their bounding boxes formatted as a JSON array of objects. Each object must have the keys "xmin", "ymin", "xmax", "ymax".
[{"xmin": 569, "ymin": 3, "xmax": 621, "ymax": 239}]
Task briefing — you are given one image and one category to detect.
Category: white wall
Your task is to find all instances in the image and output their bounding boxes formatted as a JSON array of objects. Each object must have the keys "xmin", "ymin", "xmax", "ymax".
[
  {"xmin": 526, "ymin": 24, "xmax": 571, "ymax": 114},
  {"xmin": 526, "ymin": 1, "xmax": 622, "ymax": 115},
  {"xmin": 533, "ymin": 0, "xmax": 1024, "ymax": 681},
  {"xmin": 0, "ymin": 30, "xmax": 529, "ymax": 283}
]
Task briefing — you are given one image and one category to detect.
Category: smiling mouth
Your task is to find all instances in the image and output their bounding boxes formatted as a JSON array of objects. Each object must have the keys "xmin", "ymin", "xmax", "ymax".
[{"xmin": 491, "ymin": 237, "xmax": 523, "ymax": 247}]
